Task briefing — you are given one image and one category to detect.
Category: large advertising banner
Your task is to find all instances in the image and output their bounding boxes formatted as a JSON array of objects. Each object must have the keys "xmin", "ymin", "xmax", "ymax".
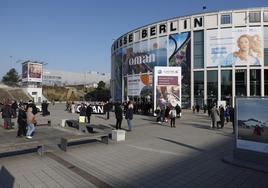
[
  {"xmin": 236, "ymin": 97, "xmax": 268, "ymax": 153},
  {"xmin": 122, "ymin": 37, "xmax": 167, "ymax": 76},
  {"xmin": 28, "ymin": 63, "xmax": 42, "ymax": 82},
  {"xmin": 207, "ymin": 27, "xmax": 263, "ymax": 67},
  {"xmin": 169, "ymin": 32, "xmax": 191, "ymax": 108},
  {"xmin": 127, "ymin": 73, "xmax": 152, "ymax": 97},
  {"xmin": 22, "ymin": 63, "xmax": 28, "ymax": 82},
  {"xmin": 154, "ymin": 67, "xmax": 181, "ymax": 111},
  {"xmin": 114, "ymin": 49, "xmax": 123, "ymax": 102}
]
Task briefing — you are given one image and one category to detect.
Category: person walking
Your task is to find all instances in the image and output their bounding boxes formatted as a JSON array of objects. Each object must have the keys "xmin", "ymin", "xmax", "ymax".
[
  {"xmin": 79, "ymin": 103, "xmax": 87, "ymax": 123},
  {"xmin": 125, "ymin": 101, "xmax": 134, "ymax": 131},
  {"xmin": 154, "ymin": 106, "xmax": 161, "ymax": 123},
  {"xmin": 210, "ymin": 104, "xmax": 220, "ymax": 128},
  {"xmin": 114, "ymin": 103, "xmax": 123, "ymax": 129},
  {"xmin": 169, "ymin": 107, "xmax": 177, "ymax": 128},
  {"xmin": 229, "ymin": 106, "xmax": 235, "ymax": 133},
  {"xmin": 219, "ymin": 105, "xmax": 225, "ymax": 128},
  {"xmin": 17, "ymin": 104, "xmax": 27, "ymax": 137},
  {"xmin": 175, "ymin": 104, "xmax": 181, "ymax": 118},
  {"xmin": 26, "ymin": 107, "xmax": 36, "ymax": 139},
  {"xmin": 86, "ymin": 104, "xmax": 93, "ymax": 124},
  {"xmin": 164, "ymin": 105, "xmax": 170, "ymax": 123},
  {"xmin": 11, "ymin": 100, "xmax": 18, "ymax": 118},
  {"xmin": 2, "ymin": 100, "xmax": 13, "ymax": 129}
]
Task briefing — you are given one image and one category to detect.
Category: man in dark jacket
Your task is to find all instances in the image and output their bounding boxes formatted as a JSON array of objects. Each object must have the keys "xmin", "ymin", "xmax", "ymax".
[
  {"xmin": 114, "ymin": 103, "xmax": 123, "ymax": 129},
  {"xmin": 26, "ymin": 100, "xmax": 38, "ymax": 115},
  {"xmin": 17, "ymin": 104, "xmax": 27, "ymax": 137},
  {"xmin": 2, "ymin": 101, "xmax": 13, "ymax": 129},
  {"xmin": 219, "ymin": 105, "xmax": 225, "ymax": 128},
  {"xmin": 125, "ymin": 101, "xmax": 134, "ymax": 131},
  {"xmin": 11, "ymin": 100, "xmax": 18, "ymax": 118},
  {"xmin": 86, "ymin": 104, "xmax": 93, "ymax": 124}
]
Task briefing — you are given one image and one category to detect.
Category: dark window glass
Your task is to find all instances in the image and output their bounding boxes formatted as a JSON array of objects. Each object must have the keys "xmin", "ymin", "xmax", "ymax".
[
  {"xmin": 235, "ymin": 69, "xmax": 247, "ymax": 96},
  {"xmin": 221, "ymin": 14, "xmax": 231, "ymax": 24},
  {"xmin": 265, "ymin": 70, "xmax": 268, "ymax": 95},
  {"xmin": 194, "ymin": 31, "xmax": 204, "ymax": 69},
  {"xmin": 250, "ymin": 69, "xmax": 261, "ymax": 96},
  {"xmin": 221, "ymin": 70, "xmax": 232, "ymax": 104},
  {"xmin": 249, "ymin": 12, "xmax": 261, "ymax": 23},
  {"xmin": 194, "ymin": 71, "xmax": 204, "ymax": 106},
  {"xmin": 207, "ymin": 70, "xmax": 218, "ymax": 102},
  {"xmin": 264, "ymin": 12, "xmax": 268, "ymax": 22},
  {"xmin": 264, "ymin": 27, "xmax": 268, "ymax": 66}
]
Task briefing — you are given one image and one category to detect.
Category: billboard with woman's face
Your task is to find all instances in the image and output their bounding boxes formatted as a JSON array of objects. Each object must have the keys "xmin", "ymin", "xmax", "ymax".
[
  {"xmin": 21, "ymin": 62, "xmax": 42, "ymax": 82},
  {"xmin": 206, "ymin": 27, "xmax": 263, "ymax": 67},
  {"xmin": 28, "ymin": 63, "xmax": 42, "ymax": 82}
]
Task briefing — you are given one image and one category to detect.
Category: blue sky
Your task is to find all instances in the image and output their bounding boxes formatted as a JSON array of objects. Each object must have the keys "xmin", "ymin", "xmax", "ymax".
[{"xmin": 0, "ymin": 0, "xmax": 268, "ymax": 77}]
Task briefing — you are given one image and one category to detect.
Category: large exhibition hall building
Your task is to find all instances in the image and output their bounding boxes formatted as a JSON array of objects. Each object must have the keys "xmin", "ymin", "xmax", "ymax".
[{"xmin": 111, "ymin": 7, "xmax": 268, "ymax": 109}]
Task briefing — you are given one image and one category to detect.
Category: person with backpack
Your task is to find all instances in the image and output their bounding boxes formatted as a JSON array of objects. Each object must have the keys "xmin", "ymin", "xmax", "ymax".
[{"xmin": 169, "ymin": 107, "xmax": 177, "ymax": 128}]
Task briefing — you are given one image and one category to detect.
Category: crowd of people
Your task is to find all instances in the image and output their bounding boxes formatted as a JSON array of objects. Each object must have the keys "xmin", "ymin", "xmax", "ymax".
[
  {"xmin": 1, "ymin": 97, "xmax": 236, "ymax": 141},
  {"xmin": 0, "ymin": 99, "xmax": 51, "ymax": 139},
  {"xmin": 192, "ymin": 103, "xmax": 235, "ymax": 133}
]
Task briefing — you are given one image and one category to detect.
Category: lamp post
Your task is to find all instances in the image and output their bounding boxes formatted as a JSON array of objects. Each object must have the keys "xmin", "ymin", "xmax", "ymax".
[{"xmin": 9, "ymin": 56, "xmax": 13, "ymax": 69}]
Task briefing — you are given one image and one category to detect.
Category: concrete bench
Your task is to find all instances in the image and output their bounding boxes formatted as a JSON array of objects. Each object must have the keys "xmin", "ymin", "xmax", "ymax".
[
  {"xmin": 60, "ymin": 132, "xmax": 109, "ymax": 152},
  {"xmin": 65, "ymin": 120, "xmax": 111, "ymax": 133},
  {"xmin": 0, "ymin": 141, "xmax": 43, "ymax": 158}
]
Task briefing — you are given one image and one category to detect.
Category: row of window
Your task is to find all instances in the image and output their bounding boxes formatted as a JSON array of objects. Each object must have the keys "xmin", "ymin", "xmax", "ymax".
[
  {"xmin": 43, "ymin": 75, "xmax": 62, "ymax": 80},
  {"xmin": 221, "ymin": 12, "xmax": 268, "ymax": 25},
  {"xmin": 194, "ymin": 69, "xmax": 268, "ymax": 102}
]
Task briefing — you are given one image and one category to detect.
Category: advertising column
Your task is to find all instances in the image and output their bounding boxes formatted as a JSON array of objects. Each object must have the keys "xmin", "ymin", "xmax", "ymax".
[{"xmin": 154, "ymin": 67, "xmax": 181, "ymax": 111}]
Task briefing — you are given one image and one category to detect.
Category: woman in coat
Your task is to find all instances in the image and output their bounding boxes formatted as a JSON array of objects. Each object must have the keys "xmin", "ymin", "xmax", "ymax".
[
  {"xmin": 125, "ymin": 101, "xmax": 134, "ymax": 131},
  {"xmin": 210, "ymin": 105, "xmax": 220, "ymax": 128},
  {"xmin": 114, "ymin": 103, "xmax": 123, "ymax": 130}
]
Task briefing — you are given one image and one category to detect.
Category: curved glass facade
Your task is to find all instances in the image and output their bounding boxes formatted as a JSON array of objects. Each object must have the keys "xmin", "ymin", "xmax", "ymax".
[{"xmin": 111, "ymin": 7, "xmax": 268, "ymax": 108}]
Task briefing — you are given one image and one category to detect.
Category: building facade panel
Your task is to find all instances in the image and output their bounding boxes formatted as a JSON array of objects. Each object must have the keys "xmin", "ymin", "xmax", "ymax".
[{"xmin": 111, "ymin": 7, "xmax": 268, "ymax": 108}]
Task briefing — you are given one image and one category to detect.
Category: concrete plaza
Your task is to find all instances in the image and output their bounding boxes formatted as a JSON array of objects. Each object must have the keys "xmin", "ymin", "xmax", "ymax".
[{"xmin": 0, "ymin": 104, "xmax": 267, "ymax": 188}]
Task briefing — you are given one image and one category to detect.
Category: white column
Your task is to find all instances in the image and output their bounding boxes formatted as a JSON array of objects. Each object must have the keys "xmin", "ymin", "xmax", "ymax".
[
  {"xmin": 204, "ymin": 29, "xmax": 207, "ymax": 105},
  {"xmin": 232, "ymin": 67, "xmax": 236, "ymax": 107},
  {"xmin": 261, "ymin": 68, "xmax": 264, "ymax": 97},
  {"xmin": 191, "ymin": 30, "xmax": 194, "ymax": 107},
  {"xmin": 247, "ymin": 68, "xmax": 250, "ymax": 96},
  {"xmin": 218, "ymin": 68, "xmax": 221, "ymax": 102}
]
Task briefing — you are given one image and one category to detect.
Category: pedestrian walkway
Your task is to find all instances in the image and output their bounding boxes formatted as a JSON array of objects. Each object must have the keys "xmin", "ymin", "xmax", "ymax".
[{"xmin": 0, "ymin": 104, "xmax": 267, "ymax": 187}]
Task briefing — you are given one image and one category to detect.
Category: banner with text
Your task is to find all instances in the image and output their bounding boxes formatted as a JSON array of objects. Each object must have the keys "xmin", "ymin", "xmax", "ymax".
[{"xmin": 154, "ymin": 66, "xmax": 181, "ymax": 111}]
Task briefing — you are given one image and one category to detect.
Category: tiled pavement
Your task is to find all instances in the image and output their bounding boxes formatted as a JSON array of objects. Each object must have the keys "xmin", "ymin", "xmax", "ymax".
[{"xmin": 0, "ymin": 104, "xmax": 267, "ymax": 188}]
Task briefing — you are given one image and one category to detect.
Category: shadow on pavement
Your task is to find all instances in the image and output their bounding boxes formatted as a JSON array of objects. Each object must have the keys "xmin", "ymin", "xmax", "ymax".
[
  {"xmin": 0, "ymin": 166, "xmax": 15, "ymax": 188},
  {"xmin": 157, "ymin": 137, "xmax": 206, "ymax": 152}
]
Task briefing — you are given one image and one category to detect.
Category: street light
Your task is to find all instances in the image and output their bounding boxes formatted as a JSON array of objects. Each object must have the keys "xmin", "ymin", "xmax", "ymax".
[{"xmin": 9, "ymin": 56, "xmax": 13, "ymax": 69}]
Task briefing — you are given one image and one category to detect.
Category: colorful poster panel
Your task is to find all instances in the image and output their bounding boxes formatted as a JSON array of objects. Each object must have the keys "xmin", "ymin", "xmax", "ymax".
[
  {"xmin": 207, "ymin": 27, "xmax": 263, "ymax": 67},
  {"xmin": 169, "ymin": 32, "xmax": 191, "ymax": 108},
  {"xmin": 236, "ymin": 97, "xmax": 268, "ymax": 153},
  {"xmin": 154, "ymin": 66, "xmax": 181, "ymax": 111},
  {"xmin": 122, "ymin": 37, "xmax": 167, "ymax": 76}
]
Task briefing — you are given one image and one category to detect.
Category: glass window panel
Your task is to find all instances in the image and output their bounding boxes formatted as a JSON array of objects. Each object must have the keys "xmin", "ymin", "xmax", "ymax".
[
  {"xmin": 264, "ymin": 12, "xmax": 268, "ymax": 22},
  {"xmin": 207, "ymin": 70, "xmax": 218, "ymax": 102},
  {"xmin": 250, "ymin": 69, "xmax": 261, "ymax": 96},
  {"xmin": 221, "ymin": 70, "xmax": 232, "ymax": 104},
  {"xmin": 264, "ymin": 27, "xmax": 268, "ymax": 66},
  {"xmin": 265, "ymin": 70, "xmax": 268, "ymax": 95},
  {"xmin": 235, "ymin": 69, "xmax": 247, "ymax": 96},
  {"xmin": 194, "ymin": 31, "xmax": 204, "ymax": 69},
  {"xmin": 221, "ymin": 14, "xmax": 231, "ymax": 24},
  {"xmin": 194, "ymin": 71, "xmax": 204, "ymax": 107},
  {"xmin": 249, "ymin": 12, "xmax": 261, "ymax": 23}
]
